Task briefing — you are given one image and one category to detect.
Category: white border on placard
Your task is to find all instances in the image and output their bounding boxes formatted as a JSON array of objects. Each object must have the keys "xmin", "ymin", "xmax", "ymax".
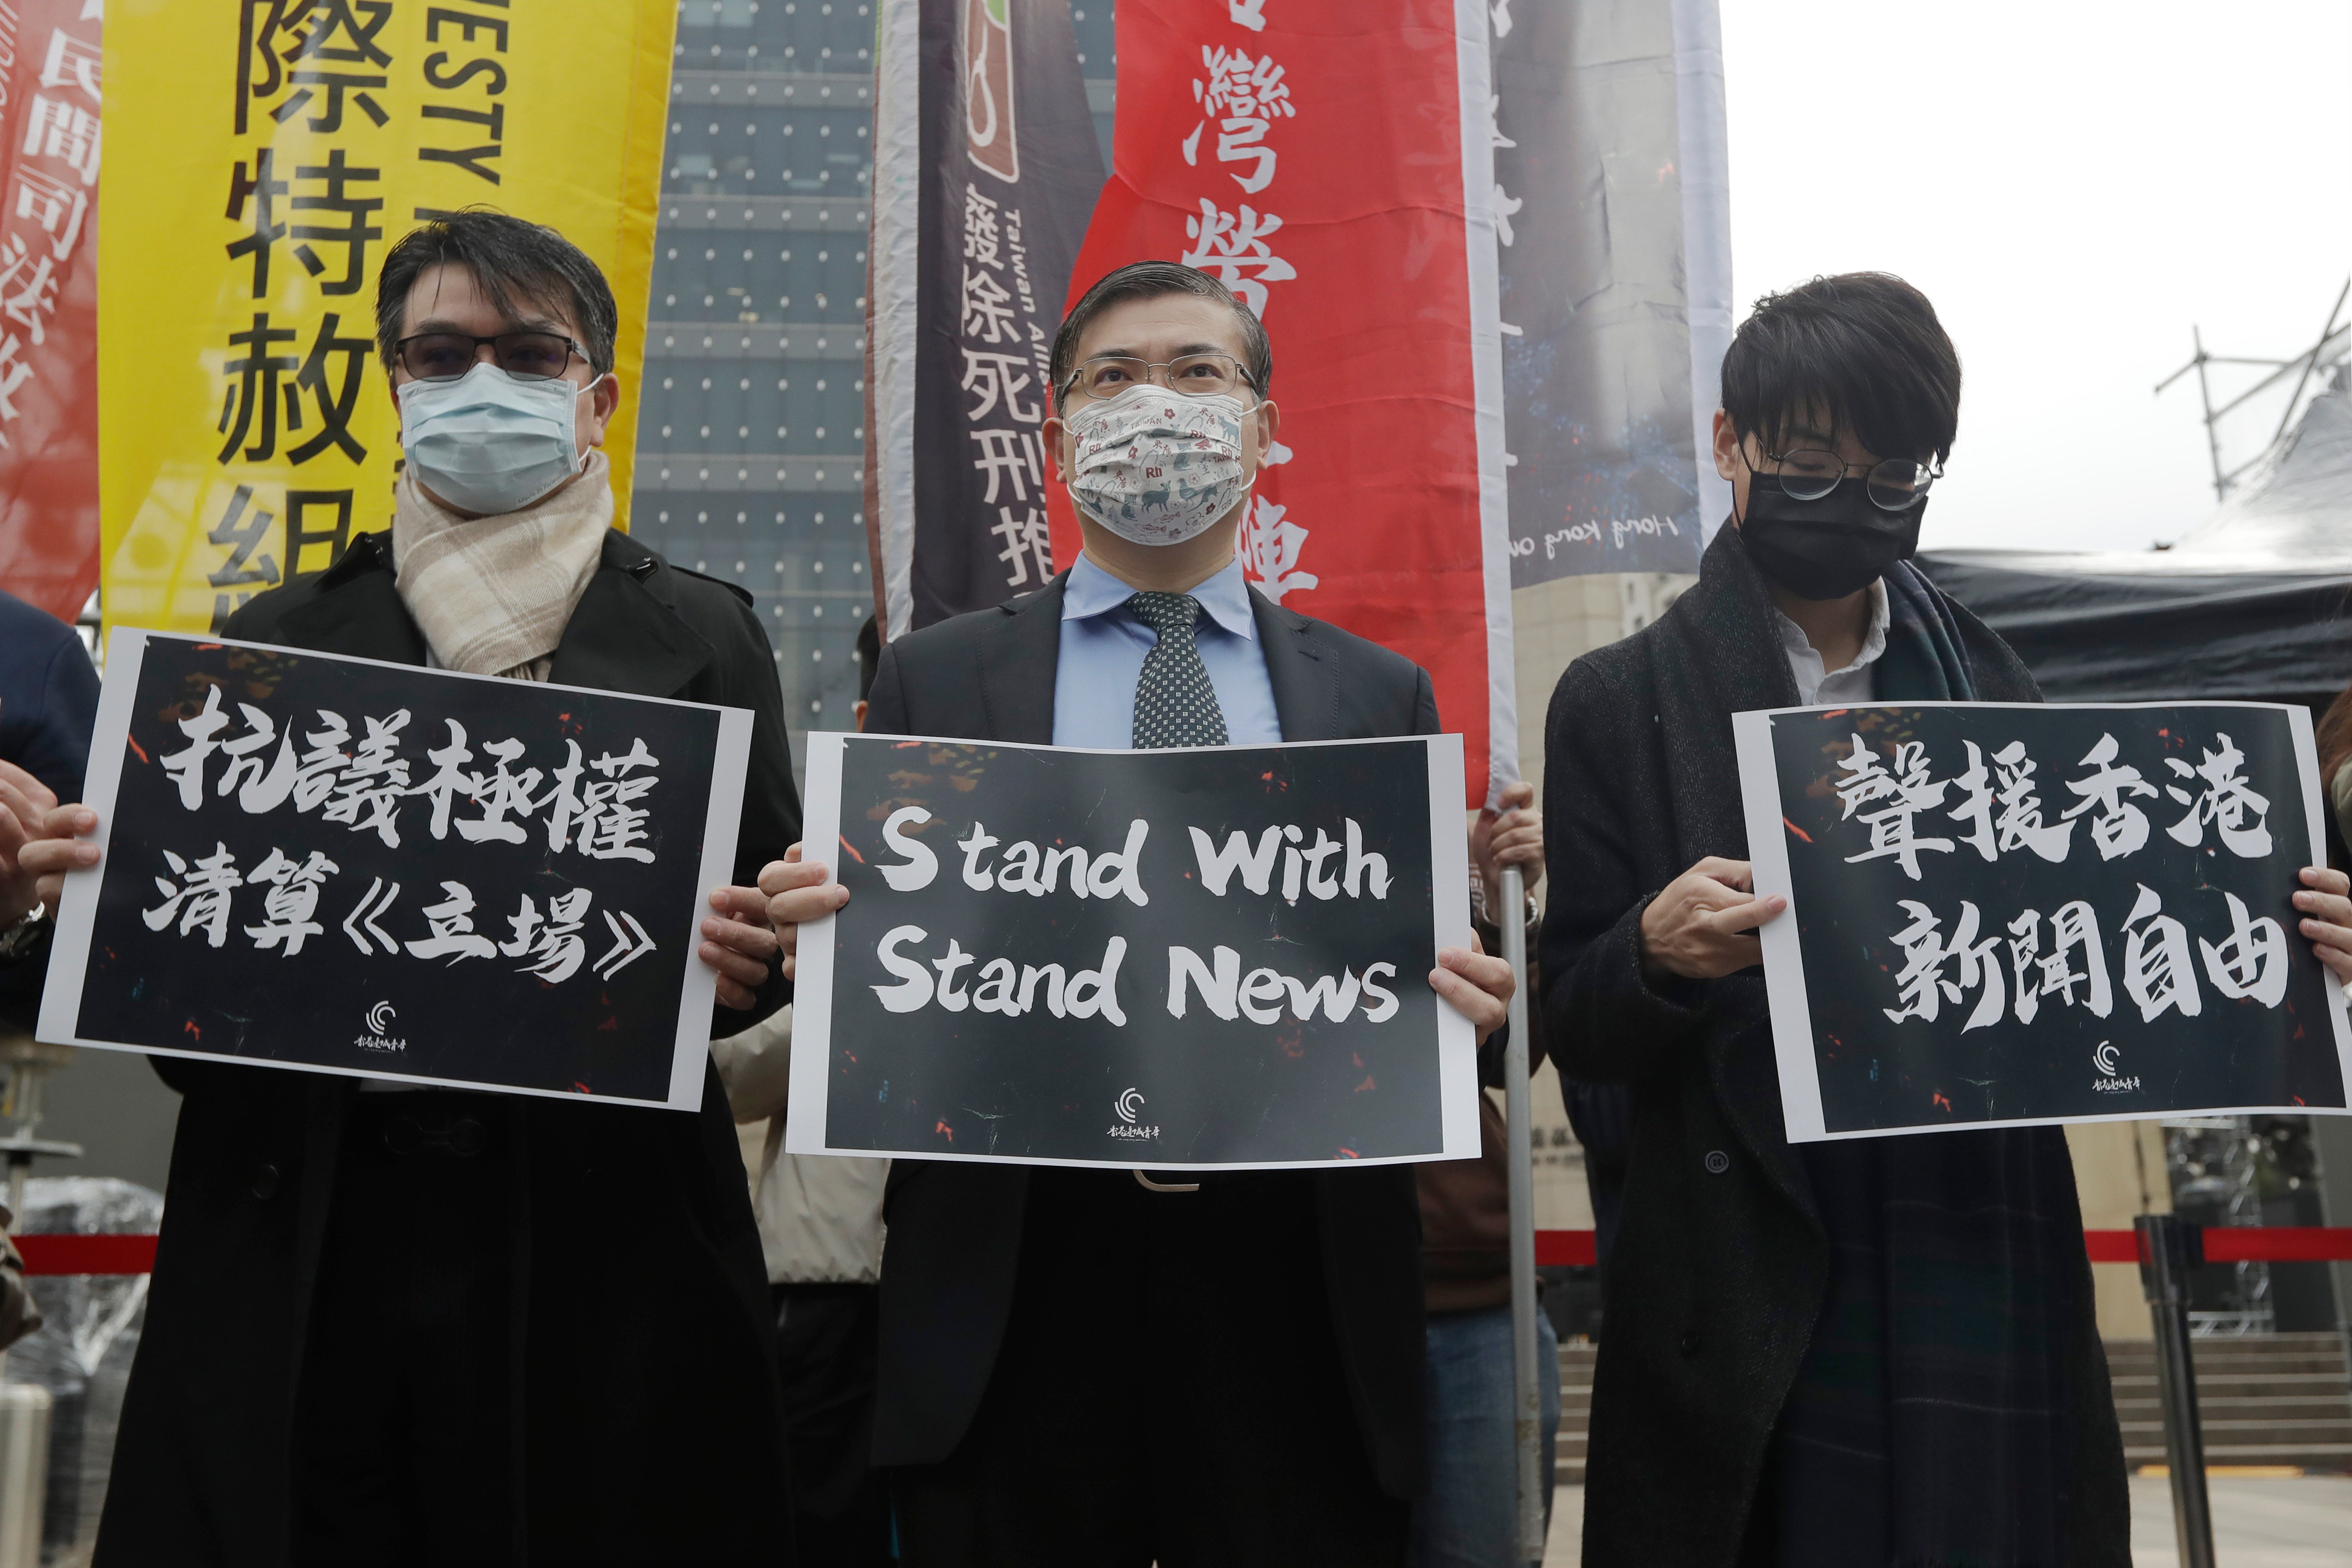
[
  {"xmin": 782, "ymin": 730, "xmax": 847, "ymax": 1156},
  {"xmin": 35, "ymin": 625, "xmax": 149, "ymax": 1052},
  {"xmin": 1425, "ymin": 732, "xmax": 1481, "ymax": 1159},
  {"xmin": 670, "ymin": 707, "xmax": 754, "ymax": 1109},
  {"xmin": 1741, "ymin": 698, "xmax": 2352, "ymax": 1142},
  {"xmin": 39, "ymin": 628, "xmax": 752, "ymax": 1112},
  {"xmin": 1733, "ymin": 708, "xmax": 1827, "ymax": 1142},
  {"xmin": 797, "ymin": 730, "xmax": 1483, "ymax": 1169}
]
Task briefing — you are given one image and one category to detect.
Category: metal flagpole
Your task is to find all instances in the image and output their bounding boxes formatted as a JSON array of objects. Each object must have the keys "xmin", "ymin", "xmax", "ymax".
[
  {"xmin": 1501, "ymin": 866, "xmax": 1544, "ymax": 1562},
  {"xmin": 2138, "ymin": 1214, "xmax": 2217, "ymax": 1568}
]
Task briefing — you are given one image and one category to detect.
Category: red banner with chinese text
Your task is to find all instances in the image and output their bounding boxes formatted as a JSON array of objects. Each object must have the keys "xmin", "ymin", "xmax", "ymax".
[
  {"xmin": 1055, "ymin": 0, "xmax": 1515, "ymax": 805},
  {"xmin": 0, "ymin": 0, "xmax": 99, "ymax": 625}
]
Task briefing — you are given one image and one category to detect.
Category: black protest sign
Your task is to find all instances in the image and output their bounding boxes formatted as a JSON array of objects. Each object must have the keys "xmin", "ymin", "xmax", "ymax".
[
  {"xmin": 786, "ymin": 733, "xmax": 1479, "ymax": 1168},
  {"xmin": 39, "ymin": 631, "xmax": 750, "ymax": 1108},
  {"xmin": 1736, "ymin": 701, "xmax": 2352, "ymax": 1140}
]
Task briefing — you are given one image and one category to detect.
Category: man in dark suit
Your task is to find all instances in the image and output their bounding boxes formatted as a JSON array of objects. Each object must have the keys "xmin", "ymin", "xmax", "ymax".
[
  {"xmin": 20, "ymin": 212, "xmax": 800, "ymax": 1567},
  {"xmin": 764, "ymin": 261, "xmax": 1515, "ymax": 1567}
]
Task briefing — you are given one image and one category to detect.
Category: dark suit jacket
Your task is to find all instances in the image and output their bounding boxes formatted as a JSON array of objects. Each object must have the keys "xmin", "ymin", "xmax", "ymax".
[
  {"xmin": 96, "ymin": 530, "xmax": 802, "ymax": 1568},
  {"xmin": 0, "ymin": 590, "xmax": 100, "ymax": 1034},
  {"xmin": 862, "ymin": 571, "xmax": 1439, "ymax": 1499},
  {"xmin": 1537, "ymin": 526, "xmax": 2128, "ymax": 1568}
]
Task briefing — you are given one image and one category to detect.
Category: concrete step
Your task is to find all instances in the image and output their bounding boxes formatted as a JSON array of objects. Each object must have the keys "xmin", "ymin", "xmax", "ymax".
[
  {"xmin": 2107, "ymin": 1338, "xmax": 2347, "ymax": 1371},
  {"xmin": 2110, "ymin": 1353, "xmax": 2350, "ymax": 1377},
  {"xmin": 2118, "ymin": 1403, "xmax": 2352, "ymax": 1430},
  {"xmin": 2109, "ymin": 1343, "xmax": 2345, "ymax": 1358},
  {"xmin": 2123, "ymin": 1419, "xmax": 2352, "ymax": 1446},
  {"xmin": 2111, "ymin": 1372, "xmax": 2352, "ymax": 1400}
]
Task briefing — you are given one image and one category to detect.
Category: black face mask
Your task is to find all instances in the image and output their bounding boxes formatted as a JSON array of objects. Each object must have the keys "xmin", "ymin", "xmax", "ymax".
[{"xmin": 1737, "ymin": 476, "xmax": 1926, "ymax": 601}]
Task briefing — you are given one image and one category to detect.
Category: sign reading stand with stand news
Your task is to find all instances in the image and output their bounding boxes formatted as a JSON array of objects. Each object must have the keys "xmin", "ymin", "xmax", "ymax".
[
  {"xmin": 1735, "ymin": 700, "xmax": 2352, "ymax": 1141},
  {"xmin": 786, "ymin": 732, "xmax": 1480, "ymax": 1168},
  {"xmin": 38, "ymin": 630, "xmax": 749, "ymax": 1109}
]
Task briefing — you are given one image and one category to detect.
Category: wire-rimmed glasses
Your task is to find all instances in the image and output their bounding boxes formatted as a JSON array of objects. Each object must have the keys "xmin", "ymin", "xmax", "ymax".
[
  {"xmin": 1061, "ymin": 352, "xmax": 1254, "ymax": 404},
  {"xmin": 1756, "ymin": 448, "xmax": 1939, "ymax": 511}
]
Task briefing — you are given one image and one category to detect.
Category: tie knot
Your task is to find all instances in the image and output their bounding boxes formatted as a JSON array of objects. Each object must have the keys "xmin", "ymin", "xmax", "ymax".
[{"xmin": 1127, "ymin": 592, "xmax": 1204, "ymax": 640}]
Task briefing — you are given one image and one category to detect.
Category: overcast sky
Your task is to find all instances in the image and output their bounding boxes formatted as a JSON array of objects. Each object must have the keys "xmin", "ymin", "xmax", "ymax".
[{"xmin": 1718, "ymin": 0, "xmax": 2352, "ymax": 556}]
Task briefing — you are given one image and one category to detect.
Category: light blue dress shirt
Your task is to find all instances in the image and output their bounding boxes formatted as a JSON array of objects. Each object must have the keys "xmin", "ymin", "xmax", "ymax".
[{"xmin": 1051, "ymin": 552, "xmax": 1283, "ymax": 748}]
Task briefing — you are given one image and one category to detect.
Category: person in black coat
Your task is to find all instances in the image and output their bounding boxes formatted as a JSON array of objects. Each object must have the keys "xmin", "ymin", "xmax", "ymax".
[
  {"xmin": 0, "ymin": 588, "xmax": 99, "ymax": 807},
  {"xmin": 41, "ymin": 214, "xmax": 803, "ymax": 1567},
  {"xmin": 1544, "ymin": 274, "xmax": 2352, "ymax": 1566},
  {"xmin": 762, "ymin": 261, "xmax": 1516, "ymax": 1568},
  {"xmin": 0, "ymin": 591, "xmax": 100, "ymax": 1033}
]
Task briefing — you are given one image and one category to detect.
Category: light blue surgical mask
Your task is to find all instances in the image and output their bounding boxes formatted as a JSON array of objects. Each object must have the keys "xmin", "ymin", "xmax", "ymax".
[{"xmin": 397, "ymin": 361, "xmax": 593, "ymax": 515}]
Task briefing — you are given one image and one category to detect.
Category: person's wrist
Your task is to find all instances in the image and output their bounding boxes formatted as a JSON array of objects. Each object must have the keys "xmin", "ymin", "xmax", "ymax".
[{"xmin": 0, "ymin": 902, "xmax": 47, "ymax": 960}]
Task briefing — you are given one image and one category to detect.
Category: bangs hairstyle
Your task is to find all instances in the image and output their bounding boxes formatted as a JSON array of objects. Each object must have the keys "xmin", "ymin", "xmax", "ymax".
[
  {"xmin": 1049, "ymin": 260, "xmax": 1272, "ymax": 408},
  {"xmin": 1719, "ymin": 272, "xmax": 1960, "ymax": 466},
  {"xmin": 375, "ymin": 209, "xmax": 621, "ymax": 376}
]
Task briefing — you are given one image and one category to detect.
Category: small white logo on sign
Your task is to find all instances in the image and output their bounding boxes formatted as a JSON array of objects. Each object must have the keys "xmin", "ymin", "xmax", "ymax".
[
  {"xmin": 356, "ymin": 1001, "xmax": 407, "ymax": 1055},
  {"xmin": 1108, "ymin": 1087, "xmax": 1158, "ymax": 1142},
  {"xmin": 2092, "ymin": 1041, "xmax": 2119, "ymax": 1077}
]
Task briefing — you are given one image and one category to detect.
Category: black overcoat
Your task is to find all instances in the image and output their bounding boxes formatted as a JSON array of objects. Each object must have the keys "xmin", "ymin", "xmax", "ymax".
[
  {"xmin": 860, "ymin": 572, "xmax": 1440, "ymax": 1499},
  {"xmin": 94, "ymin": 530, "xmax": 802, "ymax": 1568},
  {"xmin": 1537, "ymin": 526, "xmax": 2129, "ymax": 1567}
]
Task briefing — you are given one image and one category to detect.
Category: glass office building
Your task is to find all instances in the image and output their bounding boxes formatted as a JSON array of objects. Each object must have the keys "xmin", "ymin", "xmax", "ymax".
[{"xmin": 639, "ymin": 1, "xmax": 1117, "ymax": 782}]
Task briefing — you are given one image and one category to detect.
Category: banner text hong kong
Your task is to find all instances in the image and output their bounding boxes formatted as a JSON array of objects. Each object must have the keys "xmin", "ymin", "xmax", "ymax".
[
  {"xmin": 786, "ymin": 733, "xmax": 1480, "ymax": 1169},
  {"xmin": 38, "ymin": 632, "xmax": 750, "ymax": 1109},
  {"xmin": 1736, "ymin": 701, "xmax": 2352, "ymax": 1141}
]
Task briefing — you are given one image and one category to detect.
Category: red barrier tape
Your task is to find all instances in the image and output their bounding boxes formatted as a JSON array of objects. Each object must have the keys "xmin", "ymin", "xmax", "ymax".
[
  {"xmin": 15, "ymin": 1229, "xmax": 2352, "ymax": 1278},
  {"xmin": 16, "ymin": 1234, "xmax": 158, "ymax": 1276},
  {"xmin": 1535, "ymin": 1229, "xmax": 2352, "ymax": 1271}
]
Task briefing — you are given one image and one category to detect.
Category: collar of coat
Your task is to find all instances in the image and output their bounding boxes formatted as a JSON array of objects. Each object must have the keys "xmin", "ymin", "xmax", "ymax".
[
  {"xmin": 963, "ymin": 567, "xmax": 1344, "ymax": 745},
  {"xmin": 273, "ymin": 528, "xmax": 726, "ymax": 699}
]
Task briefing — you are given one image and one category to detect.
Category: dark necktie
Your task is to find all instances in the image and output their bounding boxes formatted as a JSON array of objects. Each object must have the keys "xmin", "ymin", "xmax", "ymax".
[{"xmin": 1127, "ymin": 591, "xmax": 1230, "ymax": 748}]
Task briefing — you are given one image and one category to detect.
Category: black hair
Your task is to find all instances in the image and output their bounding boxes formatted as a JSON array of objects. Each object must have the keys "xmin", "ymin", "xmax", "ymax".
[
  {"xmin": 857, "ymin": 614, "xmax": 880, "ymax": 704},
  {"xmin": 375, "ymin": 209, "xmax": 620, "ymax": 377},
  {"xmin": 1048, "ymin": 260, "xmax": 1272, "ymax": 409},
  {"xmin": 1719, "ymin": 272, "xmax": 1960, "ymax": 465}
]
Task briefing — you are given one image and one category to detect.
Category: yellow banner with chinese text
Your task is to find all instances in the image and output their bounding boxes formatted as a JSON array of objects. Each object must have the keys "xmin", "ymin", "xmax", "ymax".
[{"xmin": 99, "ymin": 0, "xmax": 675, "ymax": 635}]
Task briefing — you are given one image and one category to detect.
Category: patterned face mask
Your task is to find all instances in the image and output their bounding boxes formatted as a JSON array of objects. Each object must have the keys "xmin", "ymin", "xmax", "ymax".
[{"xmin": 1063, "ymin": 384, "xmax": 1254, "ymax": 546}]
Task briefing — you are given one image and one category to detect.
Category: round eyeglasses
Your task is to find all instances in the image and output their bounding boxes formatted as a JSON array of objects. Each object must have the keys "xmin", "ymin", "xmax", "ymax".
[
  {"xmin": 1755, "ymin": 447, "xmax": 1939, "ymax": 512},
  {"xmin": 395, "ymin": 330, "xmax": 587, "ymax": 383},
  {"xmin": 1062, "ymin": 352, "xmax": 1254, "ymax": 403}
]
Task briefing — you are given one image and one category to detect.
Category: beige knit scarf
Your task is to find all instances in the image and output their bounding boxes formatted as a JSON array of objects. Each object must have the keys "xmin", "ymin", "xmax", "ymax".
[{"xmin": 392, "ymin": 449, "xmax": 615, "ymax": 681}]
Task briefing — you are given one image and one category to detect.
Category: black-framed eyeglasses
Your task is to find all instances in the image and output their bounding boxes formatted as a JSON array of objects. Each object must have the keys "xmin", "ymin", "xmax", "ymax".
[
  {"xmin": 395, "ymin": 330, "xmax": 587, "ymax": 383},
  {"xmin": 1060, "ymin": 351, "xmax": 1256, "ymax": 404},
  {"xmin": 1752, "ymin": 447, "xmax": 1939, "ymax": 511}
]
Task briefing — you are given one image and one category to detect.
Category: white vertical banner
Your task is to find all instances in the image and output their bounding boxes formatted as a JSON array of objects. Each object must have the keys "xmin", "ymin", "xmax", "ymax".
[
  {"xmin": 1457, "ymin": 0, "xmax": 1519, "ymax": 800},
  {"xmin": 1673, "ymin": 0, "xmax": 1735, "ymax": 544},
  {"xmin": 865, "ymin": 0, "xmax": 922, "ymax": 639}
]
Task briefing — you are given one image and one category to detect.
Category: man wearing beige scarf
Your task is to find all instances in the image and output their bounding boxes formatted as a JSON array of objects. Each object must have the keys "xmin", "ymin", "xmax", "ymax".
[{"xmin": 89, "ymin": 212, "xmax": 804, "ymax": 1568}]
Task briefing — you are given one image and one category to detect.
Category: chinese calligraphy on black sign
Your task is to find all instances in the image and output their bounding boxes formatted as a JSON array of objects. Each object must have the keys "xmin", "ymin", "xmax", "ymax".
[
  {"xmin": 785, "ymin": 732, "xmax": 1479, "ymax": 1168},
  {"xmin": 40, "ymin": 632, "xmax": 751, "ymax": 1108},
  {"xmin": 1736, "ymin": 701, "xmax": 2352, "ymax": 1140}
]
